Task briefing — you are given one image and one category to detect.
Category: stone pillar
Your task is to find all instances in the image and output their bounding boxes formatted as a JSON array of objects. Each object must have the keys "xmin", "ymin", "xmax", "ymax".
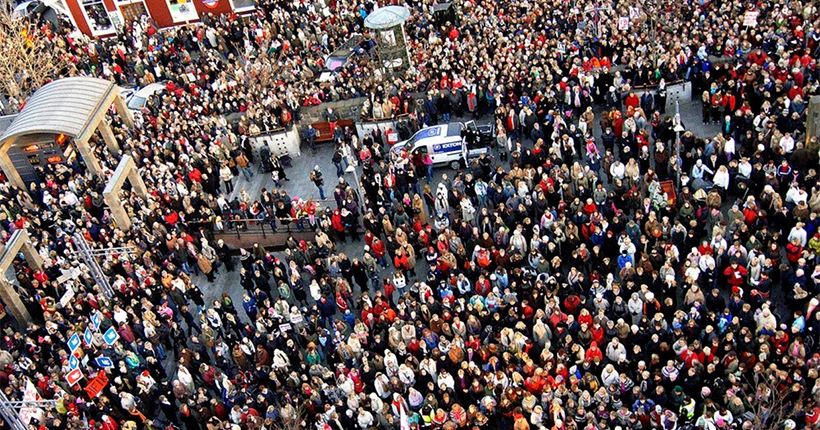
[
  {"xmin": 0, "ymin": 143, "xmax": 25, "ymax": 189},
  {"xmin": 0, "ymin": 230, "xmax": 41, "ymax": 325},
  {"xmin": 97, "ymin": 119, "xmax": 120, "ymax": 156},
  {"xmin": 113, "ymin": 94, "xmax": 135, "ymax": 129},
  {"xmin": 0, "ymin": 278, "xmax": 31, "ymax": 324},
  {"xmin": 74, "ymin": 137, "xmax": 103, "ymax": 176},
  {"xmin": 104, "ymin": 192, "xmax": 131, "ymax": 230}
]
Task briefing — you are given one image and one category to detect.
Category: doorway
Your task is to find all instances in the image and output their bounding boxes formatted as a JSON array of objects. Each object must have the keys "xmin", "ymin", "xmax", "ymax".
[{"xmin": 119, "ymin": 2, "xmax": 147, "ymax": 25}]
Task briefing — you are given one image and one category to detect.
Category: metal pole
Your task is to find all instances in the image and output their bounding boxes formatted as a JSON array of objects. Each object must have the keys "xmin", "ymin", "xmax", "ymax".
[
  {"xmin": 68, "ymin": 233, "xmax": 134, "ymax": 298},
  {"xmin": 345, "ymin": 164, "xmax": 364, "ymax": 206},
  {"xmin": 674, "ymin": 100, "xmax": 683, "ymax": 190},
  {"xmin": 0, "ymin": 389, "xmax": 58, "ymax": 430}
]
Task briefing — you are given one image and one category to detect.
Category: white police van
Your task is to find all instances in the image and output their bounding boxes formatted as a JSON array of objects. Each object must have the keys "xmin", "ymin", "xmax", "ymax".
[{"xmin": 391, "ymin": 121, "xmax": 490, "ymax": 170}]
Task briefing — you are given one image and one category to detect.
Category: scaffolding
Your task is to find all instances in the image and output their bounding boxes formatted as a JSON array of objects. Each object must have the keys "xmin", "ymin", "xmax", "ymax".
[
  {"xmin": 0, "ymin": 389, "xmax": 58, "ymax": 430},
  {"xmin": 66, "ymin": 233, "xmax": 135, "ymax": 298}
]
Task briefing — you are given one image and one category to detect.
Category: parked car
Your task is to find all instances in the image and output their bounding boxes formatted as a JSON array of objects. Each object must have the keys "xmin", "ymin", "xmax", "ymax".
[
  {"xmin": 391, "ymin": 121, "xmax": 493, "ymax": 170},
  {"xmin": 11, "ymin": 0, "xmax": 65, "ymax": 25},
  {"xmin": 124, "ymin": 83, "xmax": 166, "ymax": 111}
]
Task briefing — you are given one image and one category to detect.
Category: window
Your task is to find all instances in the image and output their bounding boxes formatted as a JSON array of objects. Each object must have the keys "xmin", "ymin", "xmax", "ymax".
[
  {"xmin": 81, "ymin": 0, "xmax": 113, "ymax": 34},
  {"xmin": 166, "ymin": 0, "xmax": 198, "ymax": 22},
  {"xmin": 229, "ymin": 0, "xmax": 255, "ymax": 11}
]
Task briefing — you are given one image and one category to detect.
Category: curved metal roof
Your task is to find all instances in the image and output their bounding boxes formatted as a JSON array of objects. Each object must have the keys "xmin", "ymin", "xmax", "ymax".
[
  {"xmin": 364, "ymin": 6, "xmax": 410, "ymax": 29},
  {"xmin": 0, "ymin": 77, "xmax": 117, "ymax": 144}
]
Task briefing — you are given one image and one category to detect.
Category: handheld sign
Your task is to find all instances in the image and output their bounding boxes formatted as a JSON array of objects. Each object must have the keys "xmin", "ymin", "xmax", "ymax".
[
  {"xmin": 103, "ymin": 328, "xmax": 119, "ymax": 346},
  {"xmin": 67, "ymin": 334, "xmax": 81, "ymax": 352},
  {"xmin": 95, "ymin": 357, "xmax": 114, "ymax": 369},
  {"xmin": 83, "ymin": 328, "xmax": 94, "ymax": 345},
  {"xmin": 84, "ymin": 372, "xmax": 109, "ymax": 398},
  {"xmin": 68, "ymin": 355, "xmax": 79, "ymax": 370},
  {"xmin": 65, "ymin": 368, "xmax": 83, "ymax": 386},
  {"xmin": 91, "ymin": 313, "xmax": 101, "ymax": 331},
  {"xmin": 743, "ymin": 11, "xmax": 758, "ymax": 27}
]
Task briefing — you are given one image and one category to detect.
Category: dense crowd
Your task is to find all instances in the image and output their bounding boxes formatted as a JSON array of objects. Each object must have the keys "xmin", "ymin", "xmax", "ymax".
[{"xmin": 1, "ymin": 0, "xmax": 819, "ymax": 429}]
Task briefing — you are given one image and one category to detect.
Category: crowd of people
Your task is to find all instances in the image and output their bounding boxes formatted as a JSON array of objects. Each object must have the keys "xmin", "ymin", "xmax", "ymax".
[{"xmin": 1, "ymin": 0, "xmax": 820, "ymax": 429}]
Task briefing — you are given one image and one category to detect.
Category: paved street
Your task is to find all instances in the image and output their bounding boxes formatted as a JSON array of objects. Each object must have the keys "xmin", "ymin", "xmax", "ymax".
[{"xmin": 192, "ymin": 82, "xmax": 720, "ymax": 320}]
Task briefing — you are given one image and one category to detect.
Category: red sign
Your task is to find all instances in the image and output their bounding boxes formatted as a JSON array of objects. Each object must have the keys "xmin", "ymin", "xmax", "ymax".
[
  {"xmin": 65, "ymin": 368, "xmax": 83, "ymax": 386},
  {"xmin": 84, "ymin": 372, "xmax": 109, "ymax": 398},
  {"xmin": 202, "ymin": 0, "xmax": 219, "ymax": 8}
]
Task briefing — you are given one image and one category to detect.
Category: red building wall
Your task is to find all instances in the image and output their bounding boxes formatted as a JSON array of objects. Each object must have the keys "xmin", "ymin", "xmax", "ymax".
[
  {"xmin": 65, "ymin": 0, "xmax": 92, "ymax": 35},
  {"xmin": 67, "ymin": 0, "xmax": 243, "ymax": 36},
  {"xmin": 143, "ymin": 0, "xmax": 175, "ymax": 28},
  {"xmin": 193, "ymin": 0, "xmax": 232, "ymax": 19}
]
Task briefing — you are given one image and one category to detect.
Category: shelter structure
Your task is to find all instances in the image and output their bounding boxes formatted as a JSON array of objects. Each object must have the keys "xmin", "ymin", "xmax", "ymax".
[
  {"xmin": 364, "ymin": 6, "xmax": 411, "ymax": 78},
  {"xmin": 0, "ymin": 77, "xmax": 133, "ymax": 188}
]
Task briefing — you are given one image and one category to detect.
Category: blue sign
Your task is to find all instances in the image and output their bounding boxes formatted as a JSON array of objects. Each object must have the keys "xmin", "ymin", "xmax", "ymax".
[
  {"xmin": 91, "ymin": 313, "xmax": 101, "ymax": 331},
  {"xmin": 432, "ymin": 141, "xmax": 462, "ymax": 154},
  {"xmin": 67, "ymin": 334, "xmax": 81, "ymax": 352},
  {"xmin": 95, "ymin": 357, "xmax": 114, "ymax": 369},
  {"xmin": 415, "ymin": 126, "xmax": 443, "ymax": 140},
  {"xmin": 68, "ymin": 354, "xmax": 79, "ymax": 370},
  {"xmin": 102, "ymin": 328, "xmax": 119, "ymax": 346},
  {"xmin": 83, "ymin": 328, "xmax": 94, "ymax": 345}
]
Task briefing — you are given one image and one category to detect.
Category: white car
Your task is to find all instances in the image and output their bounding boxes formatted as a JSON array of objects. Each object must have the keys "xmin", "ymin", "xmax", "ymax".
[
  {"xmin": 391, "ymin": 121, "xmax": 489, "ymax": 170},
  {"xmin": 124, "ymin": 83, "xmax": 166, "ymax": 111}
]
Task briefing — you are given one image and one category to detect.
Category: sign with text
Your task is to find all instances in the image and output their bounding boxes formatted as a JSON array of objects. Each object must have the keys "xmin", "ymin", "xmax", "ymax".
[
  {"xmin": 743, "ymin": 11, "xmax": 758, "ymax": 27},
  {"xmin": 84, "ymin": 372, "xmax": 109, "ymax": 398}
]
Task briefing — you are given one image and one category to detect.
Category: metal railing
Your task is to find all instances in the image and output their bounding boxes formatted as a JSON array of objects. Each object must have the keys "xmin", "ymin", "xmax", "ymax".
[{"xmin": 216, "ymin": 216, "xmax": 320, "ymax": 239}]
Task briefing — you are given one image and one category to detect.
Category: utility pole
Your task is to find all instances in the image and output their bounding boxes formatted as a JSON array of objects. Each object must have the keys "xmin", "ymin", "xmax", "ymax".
[{"xmin": 66, "ymin": 233, "xmax": 134, "ymax": 298}]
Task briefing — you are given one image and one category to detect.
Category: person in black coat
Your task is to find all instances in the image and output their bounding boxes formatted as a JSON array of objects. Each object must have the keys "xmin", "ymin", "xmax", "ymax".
[
  {"xmin": 215, "ymin": 239, "xmax": 234, "ymax": 272},
  {"xmin": 179, "ymin": 403, "xmax": 202, "ymax": 430}
]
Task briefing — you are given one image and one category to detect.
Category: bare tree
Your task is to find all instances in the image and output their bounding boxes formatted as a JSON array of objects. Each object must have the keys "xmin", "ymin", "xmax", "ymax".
[
  {"xmin": 274, "ymin": 401, "xmax": 306, "ymax": 430},
  {"xmin": 743, "ymin": 368, "xmax": 803, "ymax": 430},
  {"xmin": 0, "ymin": 8, "xmax": 72, "ymax": 112}
]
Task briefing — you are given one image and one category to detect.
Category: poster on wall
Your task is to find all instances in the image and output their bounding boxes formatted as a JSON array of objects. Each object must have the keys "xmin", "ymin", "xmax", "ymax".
[{"xmin": 167, "ymin": 0, "xmax": 199, "ymax": 22}]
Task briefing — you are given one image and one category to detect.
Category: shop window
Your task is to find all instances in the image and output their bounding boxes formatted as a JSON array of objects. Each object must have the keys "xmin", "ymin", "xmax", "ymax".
[{"xmin": 81, "ymin": 0, "xmax": 113, "ymax": 34}]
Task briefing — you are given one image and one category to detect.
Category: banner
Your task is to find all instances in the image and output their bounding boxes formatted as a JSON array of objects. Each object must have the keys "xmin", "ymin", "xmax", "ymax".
[{"xmin": 85, "ymin": 372, "xmax": 109, "ymax": 398}]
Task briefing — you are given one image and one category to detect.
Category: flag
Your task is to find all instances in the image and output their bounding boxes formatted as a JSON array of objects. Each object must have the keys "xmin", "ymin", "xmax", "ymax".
[{"xmin": 400, "ymin": 402, "xmax": 410, "ymax": 430}]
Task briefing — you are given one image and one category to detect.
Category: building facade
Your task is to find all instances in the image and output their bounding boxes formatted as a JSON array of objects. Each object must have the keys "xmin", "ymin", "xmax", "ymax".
[{"xmin": 64, "ymin": 0, "xmax": 252, "ymax": 37}]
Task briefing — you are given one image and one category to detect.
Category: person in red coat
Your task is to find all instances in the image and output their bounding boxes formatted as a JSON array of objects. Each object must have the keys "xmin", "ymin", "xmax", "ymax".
[{"xmin": 723, "ymin": 260, "xmax": 747, "ymax": 290}]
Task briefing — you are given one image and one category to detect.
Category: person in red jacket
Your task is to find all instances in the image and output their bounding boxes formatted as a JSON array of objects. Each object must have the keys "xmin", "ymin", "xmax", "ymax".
[
  {"xmin": 624, "ymin": 92, "xmax": 640, "ymax": 109},
  {"xmin": 331, "ymin": 209, "xmax": 345, "ymax": 242},
  {"xmin": 723, "ymin": 260, "xmax": 748, "ymax": 290},
  {"xmin": 371, "ymin": 237, "xmax": 388, "ymax": 268},
  {"xmin": 786, "ymin": 238, "xmax": 804, "ymax": 264}
]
